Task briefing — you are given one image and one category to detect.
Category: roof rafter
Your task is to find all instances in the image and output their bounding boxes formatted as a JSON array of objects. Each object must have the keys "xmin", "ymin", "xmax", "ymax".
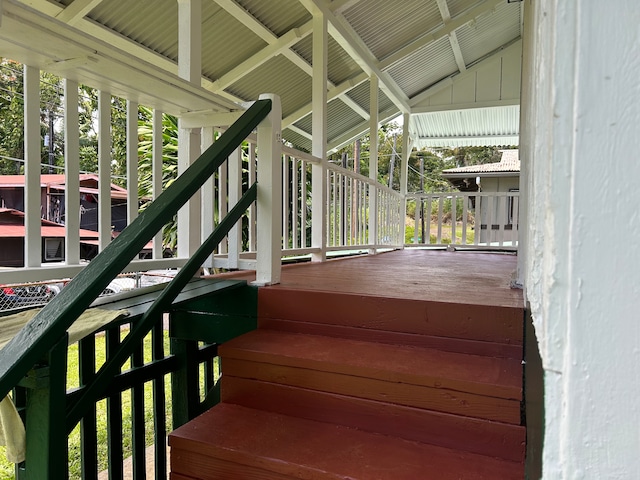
[
  {"xmin": 298, "ymin": 0, "xmax": 410, "ymax": 114},
  {"xmin": 211, "ymin": 0, "xmax": 369, "ymax": 120},
  {"xmin": 435, "ymin": 0, "xmax": 466, "ymax": 73},
  {"xmin": 55, "ymin": 0, "xmax": 105, "ymax": 25}
]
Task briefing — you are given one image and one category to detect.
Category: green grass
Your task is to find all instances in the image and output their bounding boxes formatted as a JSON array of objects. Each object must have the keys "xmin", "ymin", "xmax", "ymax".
[{"xmin": 0, "ymin": 328, "xmax": 177, "ymax": 480}]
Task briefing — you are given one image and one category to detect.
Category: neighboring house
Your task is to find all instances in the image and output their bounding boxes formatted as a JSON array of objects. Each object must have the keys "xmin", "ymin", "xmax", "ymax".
[
  {"xmin": 0, "ymin": 208, "xmax": 99, "ymax": 267},
  {"xmin": 441, "ymin": 149, "xmax": 520, "ymax": 193},
  {"xmin": 442, "ymin": 150, "xmax": 520, "ymax": 244},
  {"xmin": 0, "ymin": 174, "xmax": 130, "ymax": 232}
]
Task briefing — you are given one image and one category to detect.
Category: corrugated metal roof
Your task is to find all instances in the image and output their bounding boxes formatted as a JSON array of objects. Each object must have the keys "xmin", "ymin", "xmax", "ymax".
[
  {"xmin": 387, "ymin": 36, "xmax": 459, "ymax": 98},
  {"xmin": 342, "ymin": 0, "xmax": 442, "ymax": 60},
  {"xmin": 456, "ymin": 1, "xmax": 521, "ymax": 66},
  {"xmin": 0, "ymin": 0, "xmax": 524, "ymax": 149},
  {"xmin": 411, "ymin": 105, "xmax": 520, "ymax": 148},
  {"xmin": 442, "ymin": 149, "xmax": 520, "ymax": 175}
]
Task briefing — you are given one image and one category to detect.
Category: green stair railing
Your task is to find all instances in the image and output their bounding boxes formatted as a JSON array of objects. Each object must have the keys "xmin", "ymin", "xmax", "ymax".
[
  {"xmin": 0, "ymin": 98, "xmax": 271, "ymax": 401},
  {"xmin": 0, "ymin": 97, "xmax": 276, "ymax": 479}
]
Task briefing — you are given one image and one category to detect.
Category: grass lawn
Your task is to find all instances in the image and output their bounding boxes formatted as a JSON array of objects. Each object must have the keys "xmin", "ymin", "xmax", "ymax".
[{"xmin": 0, "ymin": 327, "xmax": 177, "ymax": 480}]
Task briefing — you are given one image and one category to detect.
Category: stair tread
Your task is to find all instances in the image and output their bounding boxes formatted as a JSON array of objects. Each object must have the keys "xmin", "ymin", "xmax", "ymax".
[
  {"xmin": 219, "ymin": 329, "xmax": 521, "ymax": 400},
  {"xmin": 169, "ymin": 403, "xmax": 523, "ymax": 480}
]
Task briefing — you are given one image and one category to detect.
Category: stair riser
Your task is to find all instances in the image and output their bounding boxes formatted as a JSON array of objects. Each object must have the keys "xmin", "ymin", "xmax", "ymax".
[
  {"xmin": 259, "ymin": 318, "xmax": 522, "ymax": 359},
  {"xmin": 259, "ymin": 289, "xmax": 523, "ymax": 346},
  {"xmin": 223, "ymin": 358, "xmax": 521, "ymax": 424},
  {"xmin": 171, "ymin": 450, "xmax": 294, "ymax": 480},
  {"xmin": 222, "ymin": 375, "xmax": 525, "ymax": 462}
]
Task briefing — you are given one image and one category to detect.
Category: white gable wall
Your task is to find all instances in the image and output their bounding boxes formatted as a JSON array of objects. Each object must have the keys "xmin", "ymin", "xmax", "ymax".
[{"xmin": 521, "ymin": 0, "xmax": 640, "ymax": 478}]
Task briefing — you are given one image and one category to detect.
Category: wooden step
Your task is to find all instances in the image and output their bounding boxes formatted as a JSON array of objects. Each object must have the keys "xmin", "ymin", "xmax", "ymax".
[
  {"xmin": 258, "ymin": 288, "xmax": 523, "ymax": 350},
  {"xmin": 169, "ymin": 403, "xmax": 524, "ymax": 480},
  {"xmin": 219, "ymin": 329, "xmax": 522, "ymax": 424},
  {"xmin": 221, "ymin": 376, "xmax": 525, "ymax": 462}
]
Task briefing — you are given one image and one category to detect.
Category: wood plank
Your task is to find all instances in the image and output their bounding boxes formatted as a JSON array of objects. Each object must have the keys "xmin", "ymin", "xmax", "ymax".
[
  {"xmin": 222, "ymin": 358, "xmax": 521, "ymax": 424},
  {"xmin": 219, "ymin": 330, "xmax": 522, "ymax": 400},
  {"xmin": 258, "ymin": 288, "xmax": 523, "ymax": 345},
  {"xmin": 169, "ymin": 404, "xmax": 523, "ymax": 480},
  {"xmin": 258, "ymin": 318, "xmax": 523, "ymax": 358},
  {"xmin": 221, "ymin": 376, "xmax": 526, "ymax": 462}
]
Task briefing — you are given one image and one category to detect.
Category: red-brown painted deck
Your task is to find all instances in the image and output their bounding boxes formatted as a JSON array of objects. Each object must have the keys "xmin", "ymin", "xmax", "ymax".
[{"xmin": 170, "ymin": 249, "xmax": 526, "ymax": 480}]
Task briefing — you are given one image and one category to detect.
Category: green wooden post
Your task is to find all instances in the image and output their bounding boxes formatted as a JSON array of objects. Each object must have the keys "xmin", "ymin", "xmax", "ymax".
[
  {"xmin": 170, "ymin": 324, "xmax": 200, "ymax": 430},
  {"xmin": 23, "ymin": 335, "xmax": 69, "ymax": 480}
]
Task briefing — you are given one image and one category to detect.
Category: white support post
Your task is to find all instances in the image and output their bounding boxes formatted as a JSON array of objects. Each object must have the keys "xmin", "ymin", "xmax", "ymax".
[
  {"xmin": 368, "ymin": 75, "xmax": 379, "ymax": 251},
  {"xmin": 98, "ymin": 90, "xmax": 111, "ymax": 251},
  {"xmin": 23, "ymin": 65, "xmax": 41, "ymax": 268},
  {"xmin": 177, "ymin": 0, "xmax": 202, "ymax": 259},
  {"xmin": 311, "ymin": 10, "xmax": 328, "ymax": 262},
  {"xmin": 400, "ymin": 112, "xmax": 411, "ymax": 248},
  {"xmin": 152, "ymin": 109, "xmax": 164, "ymax": 259},
  {"xmin": 254, "ymin": 94, "xmax": 282, "ymax": 286},
  {"xmin": 227, "ymin": 147, "xmax": 242, "ymax": 269},
  {"xmin": 64, "ymin": 79, "xmax": 80, "ymax": 265},
  {"xmin": 126, "ymin": 100, "xmax": 139, "ymax": 225},
  {"xmin": 201, "ymin": 126, "xmax": 215, "ymax": 269}
]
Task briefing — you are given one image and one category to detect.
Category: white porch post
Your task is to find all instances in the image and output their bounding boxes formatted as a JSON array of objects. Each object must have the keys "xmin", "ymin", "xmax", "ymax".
[
  {"xmin": 126, "ymin": 100, "xmax": 139, "ymax": 225},
  {"xmin": 152, "ymin": 109, "xmax": 164, "ymax": 259},
  {"xmin": 311, "ymin": 10, "xmax": 328, "ymax": 262},
  {"xmin": 255, "ymin": 94, "xmax": 282, "ymax": 286},
  {"xmin": 400, "ymin": 112, "xmax": 412, "ymax": 248},
  {"xmin": 23, "ymin": 65, "xmax": 41, "ymax": 268},
  {"xmin": 177, "ymin": 0, "xmax": 202, "ymax": 259},
  {"xmin": 97, "ymin": 90, "xmax": 112, "ymax": 252},
  {"xmin": 64, "ymin": 79, "xmax": 80, "ymax": 265},
  {"xmin": 368, "ymin": 75, "xmax": 379, "ymax": 251}
]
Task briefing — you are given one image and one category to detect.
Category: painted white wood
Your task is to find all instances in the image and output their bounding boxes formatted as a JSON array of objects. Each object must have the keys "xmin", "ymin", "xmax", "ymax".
[
  {"xmin": 23, "ymin": 65, "xmax": 41, "ymax": 268},
  {"xmin": 523, "ymin": 1, "xmax": 640, "ymax": 478},
  {"xmin": 368, "ymin": 75, "xmax": 379, "ymax": 251},
  {"xmin": 301, "ymin": 160, "xmax": 308, "ymax": 248},
  {"xmin": 97, "ymin": 90, "xmax": 111, "ymax": 252},
  {"xmin": 177, "ymin": 0, "xmax": 202, "ymax": 259},
  {"xmin": 254, "ymin": 93, "xmax": 282, "ymax": 286},
  {"xmin": 55, "ymin": 0, "xmax": 104, "ymax": 25},
  {"xmin": 311, "ymin": 11, "xmax": 328, "ymax": 262},
  {"xmin": 282, "ymin": 155, "xmax": 290, "ymax": 249},
  {"xmin": 200, "ymin": 126, "xmax": 216, "ymax": 268},
  {"xmin": 227, "ymin": 147, "xmax": 242, "ymax": 269},
  {"xmin": 64, "ymin": 79, "xmax": 81, "ymax": 265},
  {"xmin": 248, "ymin": 143, "xmax": 257, "ymax": 251},
  {"xmin": 126, "ymin": 100, "xmax": 139, "ymax": 225},
  {"xmin": 217, "ymin": 153, "xmax": 228, "ymax": 254},
  {"xmin": 291, "ymin": 156, "xmax": 298, "ymax": 249},
  {"xmin": 152, "ymin": 109, "xmax": 163, "ymax": 259}
]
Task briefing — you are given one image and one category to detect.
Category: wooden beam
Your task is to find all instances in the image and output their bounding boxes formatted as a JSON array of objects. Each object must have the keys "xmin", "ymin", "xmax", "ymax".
[
  {"xmin": 378, "ymin": 0, "xmax": 503, "ymax": 70},
  {"xmin": 55, "ymin": 0, "xmax": 104, "ymax": 25},
  {"xmin": 436, "ymin": 0, "xmax": 467, "ymax": 73}
]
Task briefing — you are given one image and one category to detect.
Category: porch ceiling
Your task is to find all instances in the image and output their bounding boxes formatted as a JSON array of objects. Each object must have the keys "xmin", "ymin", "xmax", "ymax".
[{"xmin": 0, "ymin": 0, "xmax": 523, "ymax": 151}]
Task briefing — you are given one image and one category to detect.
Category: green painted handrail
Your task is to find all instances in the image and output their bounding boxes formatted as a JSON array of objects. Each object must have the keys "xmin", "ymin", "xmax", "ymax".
[
  {"xmin": 66, "ymin": 183, "xmax": 258, "ymax": 429},
  {"xmin": 0, "ymin": 99, "xmax": 272, "ymax": 399}
]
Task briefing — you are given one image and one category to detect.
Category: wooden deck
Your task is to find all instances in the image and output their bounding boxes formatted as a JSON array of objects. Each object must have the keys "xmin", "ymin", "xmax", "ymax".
[
  {"xmin": 225, "ymin": 248, "xmax": 522, "ymax": 308},
  {"xmin": 171, "ymin": 249, "xmax": 526, "ymax": 480}
]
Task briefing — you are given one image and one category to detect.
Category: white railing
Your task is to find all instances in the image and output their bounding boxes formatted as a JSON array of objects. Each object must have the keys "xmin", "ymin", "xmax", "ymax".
[{"xmin": 405, "ymin": 191, "xmax": 519, "ymax": 249}]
